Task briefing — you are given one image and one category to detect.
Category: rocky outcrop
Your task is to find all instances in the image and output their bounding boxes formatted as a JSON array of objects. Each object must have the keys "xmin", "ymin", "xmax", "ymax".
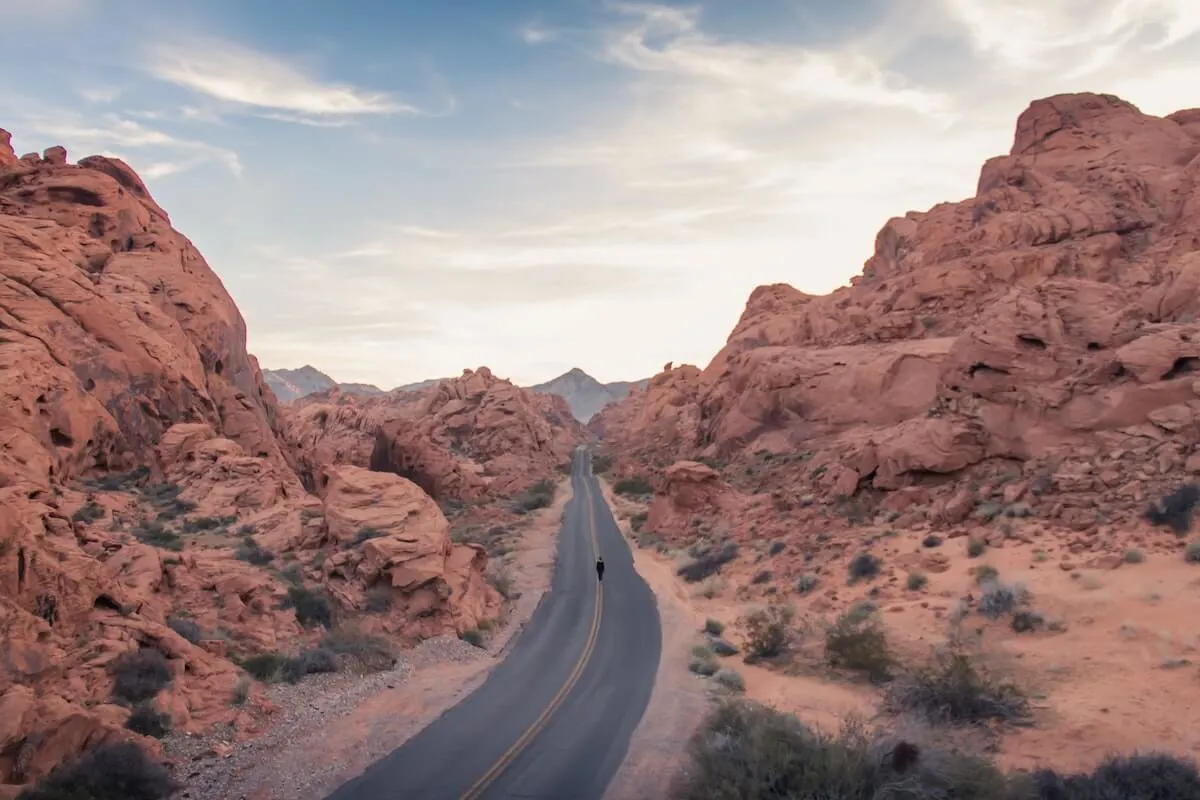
[
  {"xmin": 0, "ymin": 134, "xmax": 509, "ymax": 792},
  {"xmin": 593, "ymin": 92, "xmax": 1200, "ymax": 538},
  {"xmin": 314, "ymin": 466, "xmax": 500, "ymax": 637},
  {"xmin": 288, "ymin": 367, "xmax": 586, "ymax": 502}
]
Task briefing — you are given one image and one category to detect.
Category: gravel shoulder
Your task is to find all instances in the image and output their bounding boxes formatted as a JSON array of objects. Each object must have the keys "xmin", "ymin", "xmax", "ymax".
[
  {"xmin": 167, "ymin": 478, "xmax": 570, "ymax": 800},
  {"xmin": 599, "ymin": 483, "xmax": 712, "ymax": 800}
]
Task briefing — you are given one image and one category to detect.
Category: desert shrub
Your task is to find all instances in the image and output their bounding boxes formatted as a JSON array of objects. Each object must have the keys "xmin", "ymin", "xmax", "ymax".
[
  {"xmin": 796, "ymin": 574, "xmax": 819, "ymax": 595},
  {"xmin": 740, "ymin": 604, "xmax": 794, "ymax": 661},
  {"xmin": 768, "ymin": 541, "xmax": 785, "ymax": 556},
  {"xmin": 967, "ymin": 537, "xmax": 987, "ymax": 558},
  {"xmin": 280, "ymin": 563, "xmax": 304, "ymax": 586},
  {"xmin": 689, "ymin": 644, "xmax": 719, "ymax": 676},
  {"xmin": 237, "ymin": 524, "xmax": 256, "ymax": 536},
  {"xmin": 591, "ymin": 453, "xmax": 613, "ymax": 474},
  {"xmin": 825, "ymin": 603, "xmax": 892, "ymax": 681},
  {"xmin": 847, "ymin": 552, "xmax": 881, "ymax": 582},
  {"xmin": 672, "ymin": 699, "xmax": 1017, "ymax": 800},
  {"xmin": 285, "ymin": 585, "xmax": 334, "ymax": 628},
  {"xmin": 486, "ymin": 563, "xmax": 516, "ymax": 599},
  {"xmin": 460, "ymin": 628, "xmax": 485, "ymax": 648},
  {"xmin": 1123, "ymin": 548, "xmax": 1145, "ymax": 564},
  {"xmin": 281, "ymin": 647, "xmax": 340, "ymax": 684},
  {"xmin": 133, "ymin": 521, "xmax": 182, "ymax": 551},
  {"xmin": 1144, "ymin": 483, "xmax": 1200, "ymax": 535},
  {"xmin": 235, "ymin": 536, "xmax": 275, "ymax": 566},
  {"xmin": 973, "ymin": 564, "xmax": 1000, "ymax": 585},
  {"xmin": 365, "ymin": 585, "xmax": 393, "ymax": 612},
  {"xmin": 712, "ymin": 668, "xmax": 745, "ymax": 692},
  {"xmin": 231, "ymin": 676, "xmax": 251, "ymax": 705},
  {"xmin": 1011, "ymin": 610, "xmax": 1045, "ymax": 633},
  {"xmin": 978, "ymin": 580, "xmax": 1029, "ymax": 620},
  {"xmin": 886, "ymin": 651, "xmax": 1029, "ymax": 726},
  {"xmin": 110, "ymin": 649, "xmax": 172, "ymax": 704},
  {"xmin": 677, "ymin": 542, "xmax": 739, "ymax": 583},
  {"xmin": 613, "ymin": 475, "xmax": 653, "ymax": 496},
  {"xmin": 906, "ymin": 571, "xmax": 928, "ymax": 591},
  {"xmin": 125, "ymin": 703, "xmax": 172, "ymax": 738},
  {"xmin": 72, "ymin": 500, "xmax": 105, "ymax": 524},
  {"xmin": 513, "ymin": 479, "xmax": 556, "ymax": 511},
  {"xmin": 709, "ymin": 638, "xmax": 738, "ymax": 657},
  {"xmin": 630, "ymin": 511, "xmax": 649, "ymax": 532},
  {"xmin": 242, "ymin": 652, "xmax": 287, "ymax": 682},
  {"xmin": 1031, "ymin": 752, "xmax": 1200, "ymax": 799},
  {"xmin": 322, "ymin": 627, "xmax": 395, "ymax": 672},
  {"xmin": 1186, "ymin": 539, "xmax": 1200, "ymax": 563},
  {"xmin": 352, "ymin": 526, "xmax": 386, "ymax": 545},
  {"xmin": 16, "ymin": 741, "xmax": 178, "ymax": 800},
  {"xmin": 751, "ymin": 570, "xmax": 772, "ymax": 585},
  {"xmin": 922, "ymin": 534, "xmax": 943, "ymax": 548},
  {"xmin": 181, "ymin": 516, "xmax": 224, "ymax": 533},
  {"xmin": 142, "ymin": 483, "xmax": 195, "ymax": 518},
  {"xmin": 166, "ymin": 616, "xmax": 203, "ymax": 645},
  {"xmin": 703, "ymin": 618, "xmax": 724, "ymax": 636}
]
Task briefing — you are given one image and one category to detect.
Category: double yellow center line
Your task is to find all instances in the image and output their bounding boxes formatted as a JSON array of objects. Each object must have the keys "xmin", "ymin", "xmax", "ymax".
[{"xmin": 457, "ymin": 457, "xmax": 605, "ymax": 800}]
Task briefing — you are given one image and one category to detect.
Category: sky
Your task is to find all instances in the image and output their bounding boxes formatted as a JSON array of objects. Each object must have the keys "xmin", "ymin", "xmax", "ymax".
[{"xmin": 2, "ymin": 0, "xmax": 1199, "ymax": 387}]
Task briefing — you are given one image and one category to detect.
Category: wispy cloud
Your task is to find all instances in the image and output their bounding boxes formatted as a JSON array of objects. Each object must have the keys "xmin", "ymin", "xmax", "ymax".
[
  {"xmin": 142, "ymin": 36, "xmax": 426, "ymax": 123},
  {"xmin": 77, "ymin": 86, "xmax": 121, "ymax": 104}
]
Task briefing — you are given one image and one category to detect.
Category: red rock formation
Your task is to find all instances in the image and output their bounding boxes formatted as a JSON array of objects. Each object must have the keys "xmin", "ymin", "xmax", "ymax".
[
  {"xmin": 288, "ymin": 366, "xmax": 585, "ymax": 501},
  {"xmin": 593, "ymin": 92, "xmax": 1200, "ymax": 539},
  {"xmin": 0, "ymin": 134, "xmax": 504, "ymax": 792}
]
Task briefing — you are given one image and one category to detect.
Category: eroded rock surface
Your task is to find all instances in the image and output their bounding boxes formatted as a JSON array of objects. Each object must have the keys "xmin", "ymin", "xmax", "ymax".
[{"xmin": 593, "ymin": 93, "xmax": 1200, "ymax": 541}]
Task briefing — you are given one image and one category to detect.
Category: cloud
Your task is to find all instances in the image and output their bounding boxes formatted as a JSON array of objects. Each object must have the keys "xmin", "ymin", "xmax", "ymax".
[
  {"xmin": 941, "ymin": 0, "xmax": 1200, "ymax": 73},
  {"xmin": 78, "ymin": 86, "xmax": 121, "ymax": 104},
  {"xmin": 142, "ymin": 36, "xmax": 424, "ymax": 122}
]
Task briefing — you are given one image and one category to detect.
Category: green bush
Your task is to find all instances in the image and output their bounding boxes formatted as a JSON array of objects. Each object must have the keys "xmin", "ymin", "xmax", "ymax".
[
  {"xmin": 16, "ymin": 741, "xmax": 178, "ymax": 800},
  {"xmin": 125, "ymin": 703, "xmax": 172, "ymax": 738},
  {"xmin": 671, "ymin": 699, "xmax": 1016, "ymax": 800},
  {"xmin": 967, "ymin": 537, "xmax": 987, "ymax": 558},
  {"xmin": 847, "ymin": 552, "xmax": 881, "ymax": 582},
  {"xmin": 284, "ymin": 585, "xmax": 334, "ymax": 628},
  {"xmin": 110, "ymin": 649, "xmax": 172, "ymax": 705},
  {"xmin": 824, "ymin": 604, "xmax": 892, "ymax": 681},
  {"xmin": 613, "ymin": 475, "xmax": 653, "ymax": 496},
  {"xmin": 906, "ymin": 571, "xmax": 928, "ymax": 591},
  {"xmin": 322, "ymin": 627, "xmax": 396, "ymax": 672},
  {"xmin": 703, "ymin": 618, "xmax": 724, "ymax": 636},
  {"xmin": 460, "ymin": 628, "xmax": 485, "ymax": 648},
  {"xmin": 740, "ymin": 605, "xmax": 794, "ymax": 661},
  {"xmin": 885, "ymin": 651, "xmax": 1029, "ymax": 726},
  {"xmin": 1185, "ymin": 539, "xmax": 1200, "ymax": 563},
  {"xmin": 242, "ymin": 652, "xmax": 287, "ymax": 682}
]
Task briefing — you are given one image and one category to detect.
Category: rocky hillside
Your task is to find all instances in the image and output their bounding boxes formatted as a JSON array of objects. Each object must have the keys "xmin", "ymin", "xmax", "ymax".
[
  {"xmin": 592, "ymin": 92, "xmax": 1200, "ymax": 548},
  {"xmin": 286, "ymin": 368, "xmax": 587, "ymax": 503},
  {"xmin": 262, "ymin": 366, "xmax": 385, "ymax": 402},
  {"xmin": 0, "ymin": 135, "xmax": 537, "ymax": 794},
  {"xmin": 530, "ymin": 367, "xmax": 649, "ymax": 422}
]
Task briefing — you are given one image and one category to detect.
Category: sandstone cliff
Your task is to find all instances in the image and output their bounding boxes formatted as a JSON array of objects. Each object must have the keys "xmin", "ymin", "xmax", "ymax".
[
  {"xmin": 287, "ymin": 367, "xmax": 586, "ymax": 503},
  {"xmin": 0, "ymin": 135, "xmax": 507, "ymax": 793},
  {"xmin": 592, "ymin": 93, "xmax": 1200, "ymax": 544}
]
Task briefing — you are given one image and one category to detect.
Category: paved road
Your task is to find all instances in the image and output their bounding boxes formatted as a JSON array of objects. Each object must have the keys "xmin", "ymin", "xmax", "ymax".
[{"xmin": 326, "ymin": 447, "xmax": 662, "ymax": 800}]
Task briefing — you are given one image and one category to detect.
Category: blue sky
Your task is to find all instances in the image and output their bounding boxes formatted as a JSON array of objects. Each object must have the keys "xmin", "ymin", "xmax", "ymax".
[{"xmin": 3, "ymin": 0, "xmax": 1199, "ymax": 387}]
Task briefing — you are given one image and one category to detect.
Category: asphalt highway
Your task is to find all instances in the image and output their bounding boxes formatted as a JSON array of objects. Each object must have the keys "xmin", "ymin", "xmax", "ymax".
[{"xmin": 325, "ymin": 447, "xmax": 662, "ymax": 800}]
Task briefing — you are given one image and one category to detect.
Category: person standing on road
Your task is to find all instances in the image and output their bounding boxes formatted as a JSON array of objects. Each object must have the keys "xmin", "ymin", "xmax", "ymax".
[{"xmin": 595, "ymin": 557, "xmax": 605, "ymax": 582}]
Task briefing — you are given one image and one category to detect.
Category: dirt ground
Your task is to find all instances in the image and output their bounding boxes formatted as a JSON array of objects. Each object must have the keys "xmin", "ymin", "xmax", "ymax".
[
  {"xmin": 178, "ymin": 476, "xmax": 572, "ymax": 800},
  {"xmin": 600, "ymin": 481, "xmax": 712, "ymax": 800},
  {"xmin": 601, "ymin": 489, "xmax": 1200, "ymax": 777}
]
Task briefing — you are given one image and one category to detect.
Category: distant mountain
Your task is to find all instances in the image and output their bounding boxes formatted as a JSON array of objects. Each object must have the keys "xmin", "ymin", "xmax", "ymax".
[
  {"xmin": 262, "ymin": 366, "xmax": 385, "ymax": 403},
  {"xmin": 530, "ymin": 368, "xmax": 650, "ymax": 422}
]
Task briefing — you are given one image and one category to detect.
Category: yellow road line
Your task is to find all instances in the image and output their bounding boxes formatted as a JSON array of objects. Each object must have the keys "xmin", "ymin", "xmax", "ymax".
[{"xmin": 458, "ymin": 457, "xmax": 604, "ymax": 800}]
